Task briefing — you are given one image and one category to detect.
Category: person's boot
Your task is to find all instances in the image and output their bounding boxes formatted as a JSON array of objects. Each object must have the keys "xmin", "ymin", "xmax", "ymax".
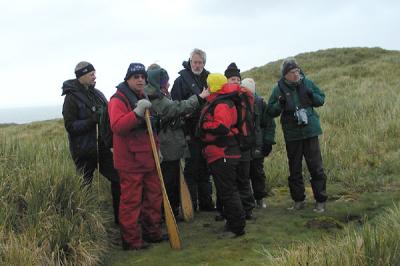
[
  {"xmin": 287, "ymin": 201, "xmax": 305, "ymax": 211},
  {"xmin": 215, "ymin": 213, "xmax": 225, "ymax": 221},
  {"xmin": 256, "ymin": 198, "xmax": 267, "ymax": 209},
  {"xmin": 143, "ymin": 233, "xmax": 169, "ymax": 243},
  {"xmin": 313, "ymin": 202, "xmax": 326, "ymax": 213},
  {"xmin": 122, "ymin": 239, "xmax": 151, "ymax": 250}
]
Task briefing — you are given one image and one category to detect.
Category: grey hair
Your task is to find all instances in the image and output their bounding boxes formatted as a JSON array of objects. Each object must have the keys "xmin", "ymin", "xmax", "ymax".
[
  {"xmin": 75, "ymin": 61, "xmax": 92, "ymax": 72},
  {"xmin": 190, "ymin": 48, "xmax": 206, "ymax": 64}
]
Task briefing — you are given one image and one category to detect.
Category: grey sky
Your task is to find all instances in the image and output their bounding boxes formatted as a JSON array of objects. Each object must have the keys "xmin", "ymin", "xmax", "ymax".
[{"xmin": 0, "ymin": 0, "xmax": 399, "ymax": 108}]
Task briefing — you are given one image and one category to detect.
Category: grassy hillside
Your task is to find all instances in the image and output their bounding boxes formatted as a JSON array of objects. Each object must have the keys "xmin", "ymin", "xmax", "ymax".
[
  {"xmin": 1, "ymin": 47, "xmax": 399, "ymax": 265},
  {"xmin": 244, "ymin": 47, "xmax": 400, "ymax": 191}
]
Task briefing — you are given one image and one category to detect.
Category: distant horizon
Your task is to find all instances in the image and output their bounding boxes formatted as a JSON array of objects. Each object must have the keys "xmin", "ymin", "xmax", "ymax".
[
  {"xmin": 0, "ymin": 104, "xmax": 62, "ymax": 110},
  {"xmin": 0, "ymin": 105, "xmax": 62, "ymax": 124}
]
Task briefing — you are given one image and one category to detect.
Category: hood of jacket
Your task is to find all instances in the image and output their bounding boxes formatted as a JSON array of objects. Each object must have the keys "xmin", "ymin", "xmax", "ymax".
[
  {"xmin": 61, "ymin": 79, "xmax": 85, "ymax": 96},
  {"xmin": 144, "ymin": 68, "xmax": 169, "ymax": 98}
]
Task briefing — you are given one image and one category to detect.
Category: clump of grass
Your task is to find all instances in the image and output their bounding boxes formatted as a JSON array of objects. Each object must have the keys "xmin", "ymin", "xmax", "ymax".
[
  {"xmin": 0, "ymin": 120, "xmax": 111, "ymax": 265},
  {"xmin": 259, "ymin": 204, "xmax": 400, "ymax": 266}
]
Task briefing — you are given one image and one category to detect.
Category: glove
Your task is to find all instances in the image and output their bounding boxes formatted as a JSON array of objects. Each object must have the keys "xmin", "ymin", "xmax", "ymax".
[
  {"xmin": 306, "ymin": 88, "xmax": 313, "ymax": 99},
  {"xmin": 133, "ymin": 99, "xmax": 152, "ymax": 118},
  {"xmin": 278, "ymin": 95, "xmax": 286, "ymax": 106},
  {"xmin": 262, "ymin": 143, "xmax": 272, "ymax": 157}
]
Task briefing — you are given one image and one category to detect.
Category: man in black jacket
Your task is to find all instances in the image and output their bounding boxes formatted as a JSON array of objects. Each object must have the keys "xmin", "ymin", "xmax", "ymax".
[
  {"xmin": 170, "ymin": 49, "xmax": 215, "ymax": 212},
  {"xmin": 62, "ymin": 61, "xmax": 120, "ymax": 224}
]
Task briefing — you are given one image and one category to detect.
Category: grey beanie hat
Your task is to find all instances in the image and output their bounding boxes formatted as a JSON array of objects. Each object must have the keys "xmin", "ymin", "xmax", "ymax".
[{"xmin": 280, "ymin": 58, "xmax": 299, "ymax": 77}]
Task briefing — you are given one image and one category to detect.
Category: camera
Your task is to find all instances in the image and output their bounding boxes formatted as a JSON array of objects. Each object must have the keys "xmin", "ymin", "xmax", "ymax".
[{"xmin": 294, "ymin": 108, "xmax": 308, "ymax": 126}]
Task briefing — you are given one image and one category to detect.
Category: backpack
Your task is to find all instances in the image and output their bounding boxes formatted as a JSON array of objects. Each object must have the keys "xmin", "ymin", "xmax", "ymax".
[
  {"xmin": 98, "ymin": 93, "xmax": 129, "ymax": 150},
  {"xmin": 198, "ymin": 87, "xmax": 256, "ymax": 151}
]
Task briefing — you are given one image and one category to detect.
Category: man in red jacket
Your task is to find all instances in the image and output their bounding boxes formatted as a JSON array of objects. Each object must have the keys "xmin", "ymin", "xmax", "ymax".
[{"xmin": 108, "ymin": 63, "xmax": 165, "ymax": 250}]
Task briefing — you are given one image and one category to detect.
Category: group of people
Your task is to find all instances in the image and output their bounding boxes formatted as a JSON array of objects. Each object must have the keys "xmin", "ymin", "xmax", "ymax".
[{"xmin": 61, "ymin": 48, "xmax": 328, "ymax": 250}]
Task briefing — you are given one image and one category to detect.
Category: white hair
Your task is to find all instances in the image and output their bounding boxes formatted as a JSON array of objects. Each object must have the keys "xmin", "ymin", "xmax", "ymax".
[{"xmin": 190, "ymin": 48, "xmax": 206, "ymax": 64}]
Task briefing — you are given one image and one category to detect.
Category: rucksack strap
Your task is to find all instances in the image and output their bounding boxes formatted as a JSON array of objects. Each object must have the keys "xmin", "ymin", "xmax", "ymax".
[
  {"xmin": 111, "ymin": 93, "xmax": 129, "ymax": 108},
  {"xmin": 70, "ymin": 91, "xmax": 97, "ymax": 112}
]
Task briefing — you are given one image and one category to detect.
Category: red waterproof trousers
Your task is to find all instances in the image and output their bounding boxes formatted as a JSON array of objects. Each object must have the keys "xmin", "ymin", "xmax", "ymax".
[{"xmin": 118, "ymin": 168, "xmax": 162, "ymax": 248}]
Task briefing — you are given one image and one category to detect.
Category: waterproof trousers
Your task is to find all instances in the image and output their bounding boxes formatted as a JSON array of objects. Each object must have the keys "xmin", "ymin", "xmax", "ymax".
[
  {"xmin": 118, "ymin": 169, "xmax": 162, "ymax": 248},
  {"xmin": 237, "ymin": 160, "xmax": 255, "ymax": 215},
  {"xmin": 161, "ymin": 160, "xmax": 180, "ymax": 216},
  {"xmin": 210, "ymin": 159, "xmax": 245, "ymax": 234},
  {"xmin": 184, "ymin": 137, "xmax": 214, "ymax": 211},
  {"xmin": 249, "ymin": 157, "xmax": 268, "ymax": 200},
  {"xmin": 285, "ymin": 136, "xmax": 328, "ymax": 203}
]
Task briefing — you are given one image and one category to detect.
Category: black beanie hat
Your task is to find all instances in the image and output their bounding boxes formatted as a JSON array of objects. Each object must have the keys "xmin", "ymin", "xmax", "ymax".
[
  {"xmin": 224, "ymin": 62, "xmax": 241, "ymax": 79},
  {"xmin": 75, "ymin": 63, "xmax": 95, "ymax": 79}
]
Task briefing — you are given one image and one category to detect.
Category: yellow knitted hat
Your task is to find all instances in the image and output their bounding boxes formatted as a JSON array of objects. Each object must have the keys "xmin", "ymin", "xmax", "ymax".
[{"xmin": 207, "ymin": 73, "xmax": 227, "ymax": 93}]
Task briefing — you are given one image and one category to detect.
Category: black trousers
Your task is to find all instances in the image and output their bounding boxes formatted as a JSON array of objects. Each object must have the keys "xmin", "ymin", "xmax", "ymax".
[
  {"xmin": 285, "ymin": 136, "xmax": 327, "ymax": 203},
  {"xmin": 210, "ymin": 159, "xmax": 245, "ymax": 234},
  {"xmin": 249, "ymin": 157, "xmax": 268, "ymax": 200},
  {"xmin": 237, "ymin": 160, "xmax": 255, "ymax": 214},
  {"xmin": 161, "ymin": 160, "xmax": 180, "ymax": 216},
  {"xmin": 73, "ymin": 148, "xmax": 120, "ymax": 223},
  {"xmin": 184, "ymin": 138, "xmax": 214, "ymax": 211}
]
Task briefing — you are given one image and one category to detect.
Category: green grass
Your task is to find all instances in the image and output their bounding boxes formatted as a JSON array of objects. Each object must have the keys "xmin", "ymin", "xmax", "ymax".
[{"xmin": 1, "ymin": 47, "xmax": 400, "ymax": 265}]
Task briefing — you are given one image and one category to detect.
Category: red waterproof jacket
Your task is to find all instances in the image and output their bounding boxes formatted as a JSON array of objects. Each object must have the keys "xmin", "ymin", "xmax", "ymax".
[
  {"xmin": 200, "ymin": 83, "xmax": 241, "ymax": 163},
  {"xmin": 108, "ymin": 88, "xmax": 158, "ymax": 172}
]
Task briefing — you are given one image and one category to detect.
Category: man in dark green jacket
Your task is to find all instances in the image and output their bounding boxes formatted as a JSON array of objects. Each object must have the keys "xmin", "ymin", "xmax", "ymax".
[{"xmin": 267, "ymin": 58, "xmax": 327, "ymax": 212}]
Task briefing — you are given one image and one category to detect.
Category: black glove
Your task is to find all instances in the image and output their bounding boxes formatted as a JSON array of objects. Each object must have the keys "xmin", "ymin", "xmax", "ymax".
[
  {"xmin": 306, "ymin": 88, "xmax": 313, "ymax": 99},
  {"xmin": 278, "ymin": 95, "xmax": 286, "ymax": 106},
  {"xmin": 262, "ymin": 143, "xmax": 272, "ymax": 157}
]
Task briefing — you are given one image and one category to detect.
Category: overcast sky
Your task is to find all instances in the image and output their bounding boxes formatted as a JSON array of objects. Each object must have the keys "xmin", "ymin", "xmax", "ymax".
[{"xmin": 0, "ymin": 0, "xmax": 399, "ymax": 108}]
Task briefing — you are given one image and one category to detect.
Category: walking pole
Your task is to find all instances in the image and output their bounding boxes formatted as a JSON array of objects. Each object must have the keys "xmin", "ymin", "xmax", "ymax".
[
  {"xmin": 96, "ymin": 123, "xmax": 100, "ymax": 195},
  {"xmin": 144, "ymin": 110, "xmax": 182, "ymax": 250},
  {"xmin": 179, "ymin": 160, "xmax": 194, "ymax": 222}
]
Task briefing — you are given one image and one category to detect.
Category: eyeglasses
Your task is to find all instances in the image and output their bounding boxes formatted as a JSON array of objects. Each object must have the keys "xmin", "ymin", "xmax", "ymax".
[
  {"xmin": 288, "ymin": 69, "xmax": 300, "ymax": 75},
  {"xmin": 133, "ymin": 74, "xmax": 145, "ymax": 80}
]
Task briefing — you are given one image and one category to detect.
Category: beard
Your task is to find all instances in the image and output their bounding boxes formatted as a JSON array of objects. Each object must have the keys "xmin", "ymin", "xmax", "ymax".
[{"xmin": 191, "ymin": 68, "xmax": 203, "ymax": 76}]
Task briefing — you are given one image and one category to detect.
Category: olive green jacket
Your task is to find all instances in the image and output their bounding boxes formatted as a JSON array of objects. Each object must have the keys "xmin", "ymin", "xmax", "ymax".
[{"xmin": 145, "ymin": 68, "xmax": 200, "ymax": 161}]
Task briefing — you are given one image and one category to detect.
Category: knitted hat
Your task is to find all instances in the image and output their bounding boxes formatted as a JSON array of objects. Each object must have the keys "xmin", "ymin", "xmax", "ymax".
[
  {"xmin": 224, "ymin": 62, "xmax": 241, "ymax": 79},
  {"xmin": 124, "ymin": 63, "xmax": 147, "ymax": 81},
  {"xmin": 241, "ymin": 78, "xmax": 256, "ymax": 94},
  {"xmin": 207, "ymin": 73, "xmax": 227, "ymax": 93},
  {"xmin": 280, "ymin": 58, "xmax": 299, "ymax": 77}
]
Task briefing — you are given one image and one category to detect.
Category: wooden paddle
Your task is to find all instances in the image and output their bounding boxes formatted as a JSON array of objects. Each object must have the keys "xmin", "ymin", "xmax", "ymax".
[
  {"xmin": 144, "ymin": 110, "xmax": 182, "ymax": 250},
  {"xmin": 179, "ymin": 160, "xmax": 194, "ymax": 222}
]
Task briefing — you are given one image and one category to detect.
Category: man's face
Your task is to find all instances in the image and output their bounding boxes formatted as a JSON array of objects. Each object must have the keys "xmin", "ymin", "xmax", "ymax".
[
  {"xmin": 79, "ymin": 71, "xmax": 96, "ymax": 87},
  {"xmin": 284, "ymin": 68, "xmax": 301, "ymax": 82},
  {"xmin": 190, "ymin": 54, "xmax": 205, "ymax": 75},
  {"xmin": 127, "ymin": 74, "xmax": 146, "ymax": 94},
  {"xmin": 228, "ymin": 76, "xmax": 241, "ymax": 84}
]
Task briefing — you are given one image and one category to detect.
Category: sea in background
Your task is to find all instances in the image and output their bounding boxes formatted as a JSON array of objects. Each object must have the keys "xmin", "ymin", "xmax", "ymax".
[{"xmin": 0, "ymin": 105, "xmax": 62, "ymax": 124}]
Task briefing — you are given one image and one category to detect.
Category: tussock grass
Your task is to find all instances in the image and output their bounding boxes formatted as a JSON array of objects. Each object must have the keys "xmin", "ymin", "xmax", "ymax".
[{"xmin": 0, "ymin": 120, "xmax": 110, "ymax": 265}]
